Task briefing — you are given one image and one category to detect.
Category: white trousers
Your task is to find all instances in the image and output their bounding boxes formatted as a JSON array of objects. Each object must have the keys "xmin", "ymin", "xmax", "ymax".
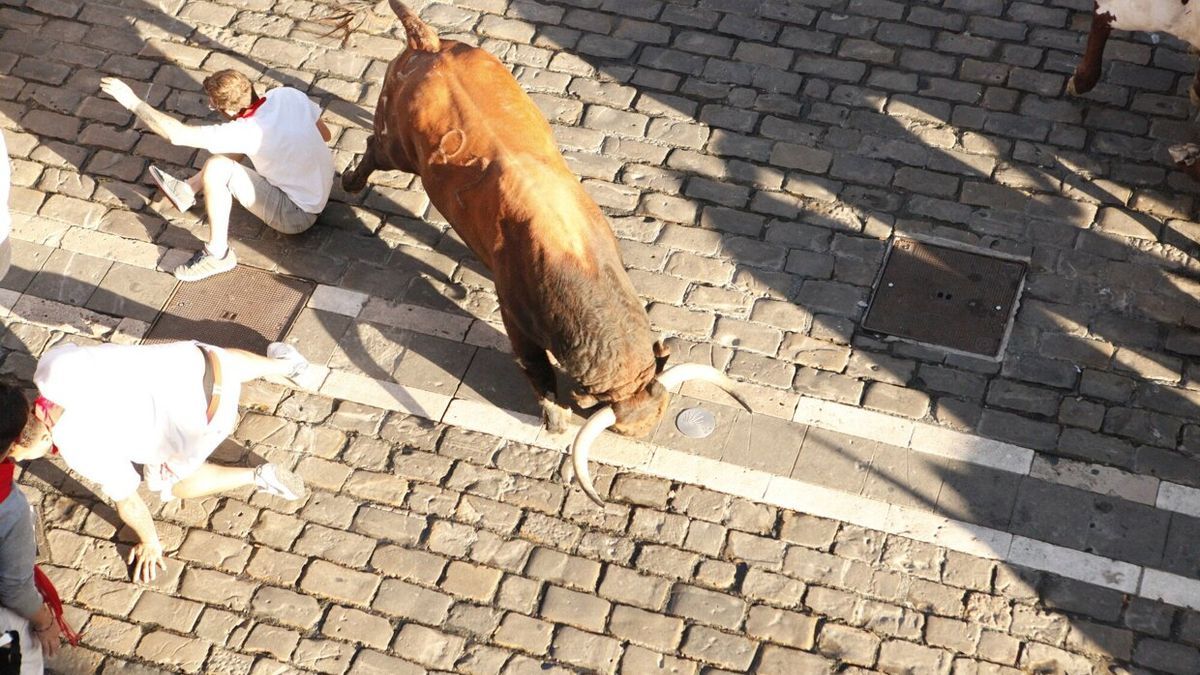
[{"xmin": 0, "ymin": 606, "xmax": 42, "ymax": 675}]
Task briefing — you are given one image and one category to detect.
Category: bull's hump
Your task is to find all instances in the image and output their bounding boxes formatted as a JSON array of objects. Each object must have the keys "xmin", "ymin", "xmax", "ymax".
[
  {"xmin": 407, "ymin": 44, "xmax": 607, "ymax": 267},
  {"xmin": 426, "ymin": 44, "xmax": 559, "ymax": 162}
]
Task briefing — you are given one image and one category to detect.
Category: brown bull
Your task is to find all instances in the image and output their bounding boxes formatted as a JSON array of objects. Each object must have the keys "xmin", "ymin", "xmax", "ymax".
[{"xmin": 343, "ymin": 1, "xmax": 747, "ymax": 504}]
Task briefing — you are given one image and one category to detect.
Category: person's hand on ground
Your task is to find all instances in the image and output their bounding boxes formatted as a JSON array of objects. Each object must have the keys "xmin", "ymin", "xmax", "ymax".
[
  {"xmin": 127, "ymin": 541, "xmax": 166, "ymax": 583},
  {"xmin": 33, "ymin": 619, "xmax": 61, "ymax": 658},
  {"xmin": 100, "ymin": 77, "xmax": 141, "ymax": 110},
  {"xmin": 31, "ymin": 604, "xmax": 61, "ymax": 658}
]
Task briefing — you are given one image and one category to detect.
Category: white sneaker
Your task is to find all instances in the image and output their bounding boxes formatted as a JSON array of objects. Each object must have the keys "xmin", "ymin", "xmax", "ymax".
[
  {"xmin": 174, "ymin": 248, "xmax": 237, "ymax": 282},
  {"xmin": 253, "ymin": 463, "xmax": 307, "ymax": 501},
  {"xmin": 267, "ymin": 342, "xmax": 309, "ymax": 385},
  {"xmin": 149, "ymin": 165, "xmax": 196, "ymax": 212}
]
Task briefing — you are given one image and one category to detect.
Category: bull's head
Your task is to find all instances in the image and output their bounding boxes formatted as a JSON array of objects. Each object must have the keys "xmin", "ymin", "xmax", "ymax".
[{"xmin": 571, "ymin": 363, "xmax": 750, "ymax": 505}]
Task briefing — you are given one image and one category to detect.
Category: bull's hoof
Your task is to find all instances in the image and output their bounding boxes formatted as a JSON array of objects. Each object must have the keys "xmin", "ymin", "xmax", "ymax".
[
  {"xmin": 341, "ymin": 167, "xmax": 367, "ymax": 194},
  {"xmin": 1066, "ymin": 73, "xmax": 1097, "ymax": 97},
  {"xmin": 1066, "ymin": 75, "xmax": 1080, "ymax": 97},
  {"xmin": 571, "ymin": 390, "xmax": 599, "ymax": 409},
  {"xmin": 542, "ymin": 401, "xmax": 571, "ymax": 435}
]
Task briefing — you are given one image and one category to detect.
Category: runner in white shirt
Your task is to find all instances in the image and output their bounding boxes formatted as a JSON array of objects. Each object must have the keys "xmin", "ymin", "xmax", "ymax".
[
  {"xmin": 6, "ymin": 341, "xmax": 312, "ymax": 583},
  {"xmin": 100, "ymin": 71, "xmax": 335, "ymax": 281}
]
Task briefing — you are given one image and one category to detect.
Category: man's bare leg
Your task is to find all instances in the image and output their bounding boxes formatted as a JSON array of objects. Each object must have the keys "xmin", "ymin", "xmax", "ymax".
[
  {"xmin": 217, "ymin": 346, "xmax": 306, "ymax": 386},
  {"xmin": 199, "ymin": 155, "xmax": 238, "ymax": 257},
  {"xmin": 169, "ymin": 460, "xmax": 306, "ymax": 501},
  {"xmin": 170, "ymin": 462, "xmax": 254, "ymax": 499}
]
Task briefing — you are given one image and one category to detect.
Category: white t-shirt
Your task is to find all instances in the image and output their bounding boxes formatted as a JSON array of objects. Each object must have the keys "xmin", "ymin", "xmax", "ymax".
[
  {"xmin": 195, "ymin": 87, "xmax": 334, "ymax": 214},
  {"xmin": 34, "ymin": 342, "xmax": 240, "ymax": 502},
  {"xmin": 0, "ymin": 131, "xmax": 11, "ymax": 245}
]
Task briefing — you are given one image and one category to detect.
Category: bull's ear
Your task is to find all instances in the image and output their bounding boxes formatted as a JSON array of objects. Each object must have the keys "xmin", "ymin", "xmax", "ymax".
[{"xmin": 653, "ymin": 340, "xmax": 670, "ymax": 373}]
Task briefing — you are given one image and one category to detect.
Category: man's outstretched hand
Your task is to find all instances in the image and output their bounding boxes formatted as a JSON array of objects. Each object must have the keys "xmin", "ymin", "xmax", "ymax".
[
  {"xmin": 100, "ymin": 77, "xmax": 141, "ymax": 111},
  {"xmin": 127, "ymin": 541, "xmax": 166, "ymax": 583}
]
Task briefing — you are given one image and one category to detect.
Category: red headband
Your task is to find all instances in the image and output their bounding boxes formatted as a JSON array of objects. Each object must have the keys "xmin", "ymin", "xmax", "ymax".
[{"xmin": 32, "ymin": 396, "xmax": 60, "ymax": 455}]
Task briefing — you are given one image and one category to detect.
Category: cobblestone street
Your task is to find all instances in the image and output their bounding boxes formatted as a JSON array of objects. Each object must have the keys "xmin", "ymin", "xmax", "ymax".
[{"xmin": 4, "ymin": 0, "xmax": 1200, "ymax": 672}]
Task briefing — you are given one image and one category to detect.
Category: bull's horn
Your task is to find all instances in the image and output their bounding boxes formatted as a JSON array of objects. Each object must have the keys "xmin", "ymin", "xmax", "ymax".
[
  {"xmin": 570, "ymin": 405, "xmax": 617, "ymax": 506},
  {"xmin": 656, "ymin": 363, "xmax": 752, "ymax": 411}
]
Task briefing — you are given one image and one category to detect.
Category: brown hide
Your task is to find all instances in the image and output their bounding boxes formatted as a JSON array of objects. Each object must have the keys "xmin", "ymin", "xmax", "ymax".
[{"xmin": 366, "ymin": 37, "xmax": 661, "ymax": 422}]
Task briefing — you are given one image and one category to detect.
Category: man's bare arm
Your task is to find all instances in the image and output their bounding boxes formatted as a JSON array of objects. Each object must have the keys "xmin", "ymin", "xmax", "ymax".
[
  {"xmin": 129, "ymin": 102, "xmax": 209, "ymax": 148},
  {"xmin": 100, "ymin": 77, "xmax": 209, "ymax": 149},
  {"xmin": 317, "ymin": 118, "xmax": 332, "ymax": 143},
  {"xmin": 114, "ymin": 493, "xmax": 166, "ymax": 582},
  {"xmin": 114, "ymin": 493, "xmax": 159, "ymax": 548}
]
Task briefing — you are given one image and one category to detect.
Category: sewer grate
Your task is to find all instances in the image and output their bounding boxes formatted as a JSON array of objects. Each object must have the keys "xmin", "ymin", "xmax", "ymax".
[
  {"xmin": 143, "ymin": 266, "xmax": 314, "ymax": 353},
  {"xmin": 861, "ymin": 237, "xmax": 1026, "ymax": 359}
]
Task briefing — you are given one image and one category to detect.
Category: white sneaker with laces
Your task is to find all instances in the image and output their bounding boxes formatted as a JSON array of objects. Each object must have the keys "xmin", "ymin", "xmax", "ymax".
[
  {"xmin": 267, "ymin": 342, "xmax": 309, "ymax": 385},
  {"xmin": 149, "ymin": 165, "xmax": 196, "ymax": 212},
  {"xmin": 174, "ymin": 248, "xmax": 237, "ymax": 282},
  {"xmin": 253, "ymin": 463, "xmax": 307, "ymax": 501}
]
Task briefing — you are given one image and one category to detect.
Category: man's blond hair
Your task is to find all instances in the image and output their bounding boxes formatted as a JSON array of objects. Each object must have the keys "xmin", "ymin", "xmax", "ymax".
[{"xmin": 203, "ymin": 70, "xmax": 253, "ymax": 112}]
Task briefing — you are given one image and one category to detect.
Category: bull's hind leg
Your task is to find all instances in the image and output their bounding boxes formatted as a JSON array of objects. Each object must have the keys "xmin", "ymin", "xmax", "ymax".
[
  {"xmin": 342, "ymin": 135, "xmax": 392, "ymax": 194},
  {"xmin": 1067, "ymin": 4, "xmax": 1114, "ymax": 96},
  {"xmin": 503, "ymin": 315, "xmax": 571, "ymax": 433}
]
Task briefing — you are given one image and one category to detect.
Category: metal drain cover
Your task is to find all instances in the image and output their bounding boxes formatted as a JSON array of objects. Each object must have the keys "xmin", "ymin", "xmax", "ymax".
[
  {"xmin": 144, "ymin": 266, "xmax": 314, "ymax": 353},
  {"xmin": 676, "ymin": 407, "xmax": 717, "ymax": 438},
  {"xmin": 862, "ymin": 238, "xmax": 1026, "ymax": 358}
]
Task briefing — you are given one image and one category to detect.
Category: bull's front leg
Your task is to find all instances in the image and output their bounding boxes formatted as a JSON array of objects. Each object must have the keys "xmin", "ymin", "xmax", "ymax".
[
  {"xmin": 1067, "ymin": 3, "xmax": 1114, "ymax": 96},
  {"xmin": 503, "ymin": 314, "xmax": 571, "ymax": 433},
  {"xmin": 1190, "ymin": 69, "xmax": 1200, "ymax": 108}
]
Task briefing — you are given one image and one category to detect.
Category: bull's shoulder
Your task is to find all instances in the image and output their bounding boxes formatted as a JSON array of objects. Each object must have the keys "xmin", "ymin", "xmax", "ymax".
[{"xmin": 492, "ymin": 158, "xmax": 618, "ymax": 263}]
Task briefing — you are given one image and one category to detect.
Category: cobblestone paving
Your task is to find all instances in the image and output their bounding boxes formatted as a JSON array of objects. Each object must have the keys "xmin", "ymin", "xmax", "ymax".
[
  {"xmin": 24, "ymin": 398, "xmax": 1200, "ymax": 674},
  {"xmin": 3, "ymin": 0, "xmax": 1200, "ymax": 672}
]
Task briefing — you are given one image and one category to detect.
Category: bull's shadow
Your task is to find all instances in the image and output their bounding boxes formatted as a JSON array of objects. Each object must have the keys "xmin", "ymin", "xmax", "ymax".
[{"xmin": 0, "ymin": 0, "xmax": 534, "ymax": 418}]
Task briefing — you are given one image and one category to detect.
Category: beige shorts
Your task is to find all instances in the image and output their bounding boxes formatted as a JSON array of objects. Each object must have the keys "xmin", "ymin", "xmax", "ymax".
[{"xmin": 226, "ymin": 162, "xmax": 319, "ymax": 235}]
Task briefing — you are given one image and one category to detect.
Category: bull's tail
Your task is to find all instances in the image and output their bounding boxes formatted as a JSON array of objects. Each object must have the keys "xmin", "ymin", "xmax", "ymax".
[{"xmin": 389, "ymin": 0, "xmax": 441, "ymax": 52}]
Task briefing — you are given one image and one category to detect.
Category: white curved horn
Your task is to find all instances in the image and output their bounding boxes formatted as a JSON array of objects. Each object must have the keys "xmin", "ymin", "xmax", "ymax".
[
  {"xmin": 656, "ymin": 363, "xmax": 752, "ymax": 411},
  {"xmin": 570, "ymin": 405, "xmax": 617, "ymax": 506}
]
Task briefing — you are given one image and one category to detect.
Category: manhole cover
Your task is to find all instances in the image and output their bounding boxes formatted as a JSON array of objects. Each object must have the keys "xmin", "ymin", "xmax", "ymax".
[
  {"xmin": 676, "ymin": 407, "xmax": 717, "ymax": 438},
  {"xmin": 861, "ymin": 238, "xmax": 1026, "ymax": 358},
  {"xmin": 144, "ymin": 266, "xmax": 314, "ymax": 353}
]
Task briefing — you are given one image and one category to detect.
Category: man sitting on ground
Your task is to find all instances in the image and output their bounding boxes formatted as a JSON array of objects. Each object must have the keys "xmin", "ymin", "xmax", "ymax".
[
  {"xmin": 99, "ymin": 71, "xmax": 334, "ymax": 281},
  {"xmin": 6, "ymin": 341, "xmax": 311, "ymax": 582}
]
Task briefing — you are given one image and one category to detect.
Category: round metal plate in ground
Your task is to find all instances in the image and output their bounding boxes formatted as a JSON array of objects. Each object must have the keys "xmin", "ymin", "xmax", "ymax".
[{"xmin": 676, "ymin": 407, "xmax": 717, "ymax": 439}]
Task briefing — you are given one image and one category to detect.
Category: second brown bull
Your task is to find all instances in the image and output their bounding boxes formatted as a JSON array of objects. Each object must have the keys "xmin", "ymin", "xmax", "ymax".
[{"xmin": 343, "ymin": 1, "xmax": 748, "ymax": 504}]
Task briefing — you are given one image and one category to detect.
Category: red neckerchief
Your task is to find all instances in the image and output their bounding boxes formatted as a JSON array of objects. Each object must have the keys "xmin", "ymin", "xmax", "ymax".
[
  {"xmin": 31, "ymin": 396, "xmax": 59, "ymax": 455},
  {"xmin": 0, "ymin": 460, "xmax": 12, "ymax": 501},
  {"xmin": 235, "ymin": 95, "xmax": 268, "ymax": 120},
  {"xmin": 0, "ymin": 459, "xmax": 80, "ymax": 645}
]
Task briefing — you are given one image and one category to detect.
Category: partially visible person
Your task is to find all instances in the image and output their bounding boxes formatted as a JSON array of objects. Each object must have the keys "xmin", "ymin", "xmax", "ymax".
[
  {"xmin": 99, "ymin": 71, "xmax": 334, "ymax": 281},
  {"xmin": 0, "ymin": 384, "xmax": 73, "ymax": 674},
  {"xmin": 1, "ymin": 131, "xmax": 12, "ymax": 282},
  {"xmin": 8, "ymin": 341, "xmax": 311, "ymax": 583}
]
